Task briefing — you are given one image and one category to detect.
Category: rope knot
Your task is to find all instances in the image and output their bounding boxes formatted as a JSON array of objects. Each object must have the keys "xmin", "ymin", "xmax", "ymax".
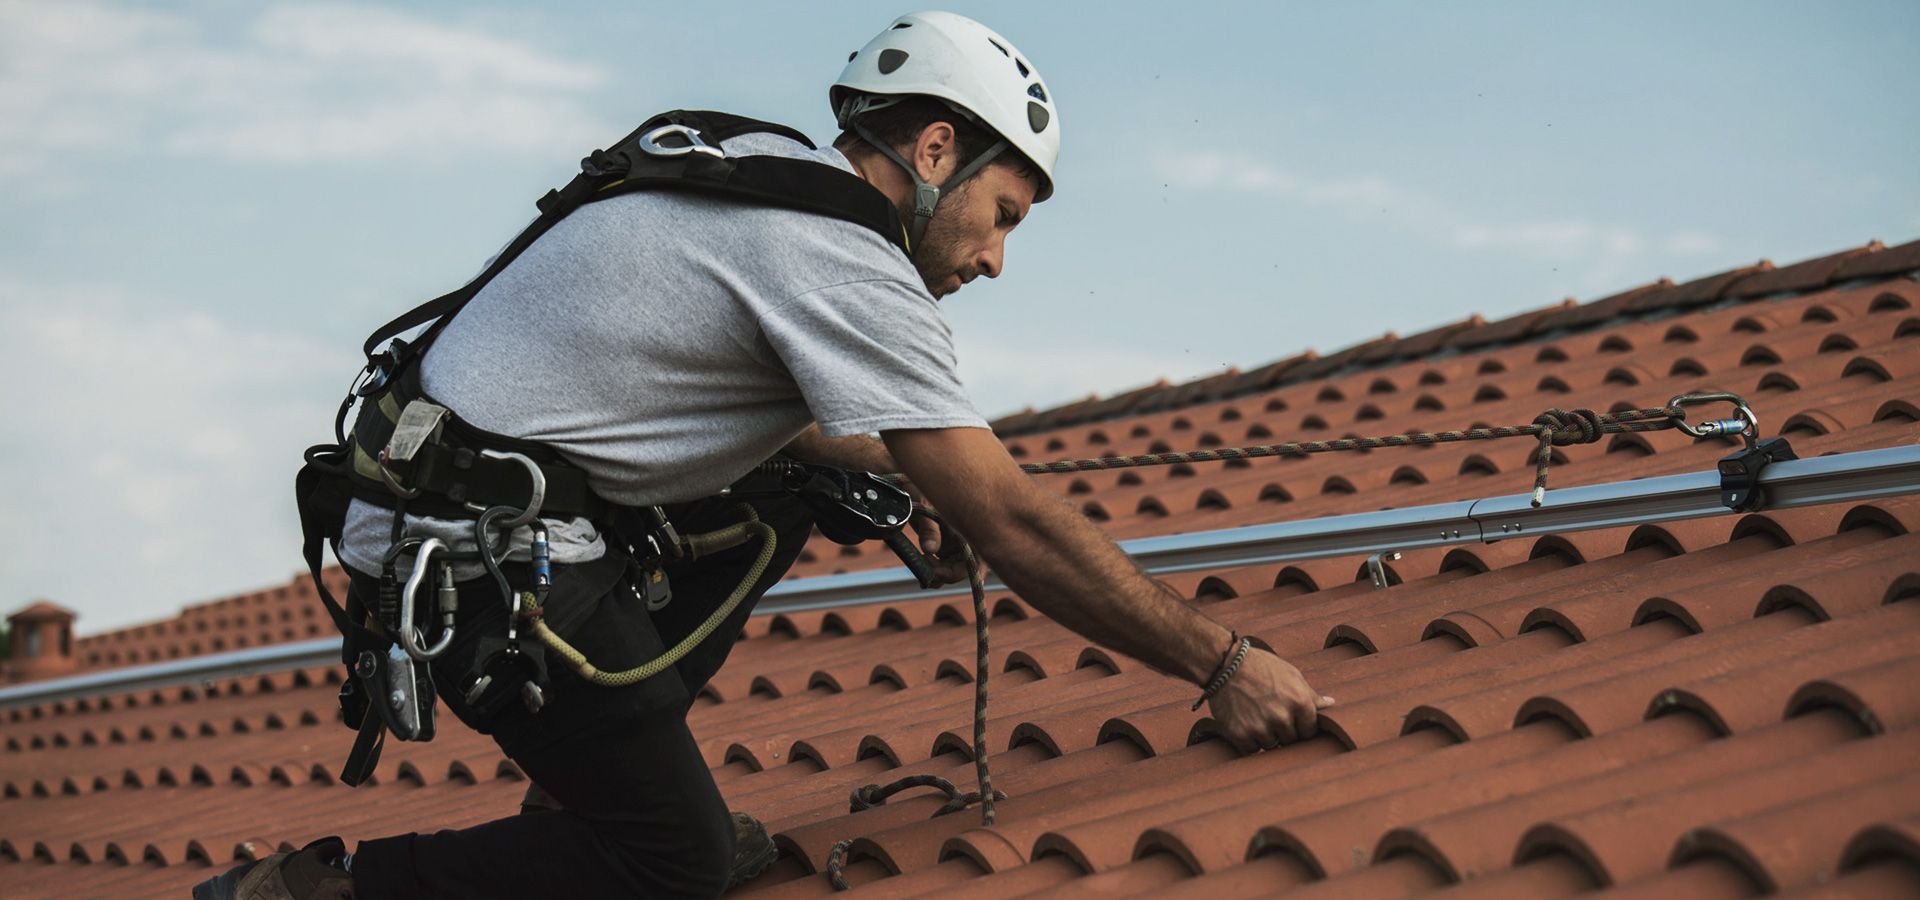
[{"xmin": 1534, "ymin": 407, "xmax": 1603, "ymax": 446}]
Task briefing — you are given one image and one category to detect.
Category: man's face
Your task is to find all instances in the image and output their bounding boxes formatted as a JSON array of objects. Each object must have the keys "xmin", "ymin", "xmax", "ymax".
[{"xmin": 913, "ymin": 161, "xmax": 1040, "ymax": 299}]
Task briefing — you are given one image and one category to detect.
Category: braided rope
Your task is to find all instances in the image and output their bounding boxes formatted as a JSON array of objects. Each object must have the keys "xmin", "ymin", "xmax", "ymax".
[
  {"xmin": 825, "ymin": 546, "xmax": 999, "ymax": 890},
  {"xmin": 1015, "ymin": 405, "xmax": 1682, "ymax": 508}
]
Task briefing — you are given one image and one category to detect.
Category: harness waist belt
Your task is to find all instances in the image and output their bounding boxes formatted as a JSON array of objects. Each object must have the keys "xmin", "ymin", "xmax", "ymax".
[{"xmin": 349, "ymin": 442, "xmax": 609, "ymax": 522}]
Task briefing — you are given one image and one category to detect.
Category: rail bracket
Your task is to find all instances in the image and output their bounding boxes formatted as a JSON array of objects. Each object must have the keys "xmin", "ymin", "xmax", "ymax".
[{"xmin": 1718, "ymin": 436, "xmax": 1796, "ymax": 512}]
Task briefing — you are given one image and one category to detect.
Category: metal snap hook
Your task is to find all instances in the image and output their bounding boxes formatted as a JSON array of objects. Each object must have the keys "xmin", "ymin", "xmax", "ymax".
[
  {"xmin": 635, "ymin": 124, "xmax": 726, "ymax": 160},
  {"xmin": 1669, "ymin": 391, "xmax": 1760, "ymax": 449},
  {"xmin": 463, "ymin": 449, "xmax": 547, "ymax": 530}
]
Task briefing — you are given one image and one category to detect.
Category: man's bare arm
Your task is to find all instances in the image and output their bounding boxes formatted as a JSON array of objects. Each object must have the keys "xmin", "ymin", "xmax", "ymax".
[
  {"xmin": 885, "ymin": 426, "xmax": 1224, "ymax": 679},
  {"xmin": 884, "ymin": 426, "xmax": 1331, "ymax": 751},
  {"xmin": 784, "ymin": 423, "xmax": 897, "ymax": 474}
]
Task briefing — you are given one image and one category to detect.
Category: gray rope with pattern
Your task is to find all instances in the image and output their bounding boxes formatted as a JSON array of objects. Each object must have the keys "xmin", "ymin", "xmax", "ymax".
[{"xmin": 825, "ymin": 545, "xmax": 997, "ymax": 890}]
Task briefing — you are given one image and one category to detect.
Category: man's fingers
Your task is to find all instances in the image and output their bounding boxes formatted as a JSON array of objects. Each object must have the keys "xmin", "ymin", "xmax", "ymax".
[
  {"xmin": 1294, "ymin": 701, "xmax": 1319, "ymax": 740},
  {"xmin": 1225, "ymin": 726, "xmax": 1258, "ymax": 755},
  {"xmin": 909, "ymin": 516, "xmax": 941, "ymax": 554},
  {"xmin": 1266, "ymin": 716, "xmax": 1297, "ymax": 749},
  {"xmin": 932, "ymin": 558, "xmax": 970, "ymax": 585}
]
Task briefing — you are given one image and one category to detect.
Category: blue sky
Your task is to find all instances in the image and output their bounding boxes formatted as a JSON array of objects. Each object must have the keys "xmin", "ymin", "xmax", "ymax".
[{"xmin": 2, "ymin": 0, "xmax": 1916, "ymax": 632}]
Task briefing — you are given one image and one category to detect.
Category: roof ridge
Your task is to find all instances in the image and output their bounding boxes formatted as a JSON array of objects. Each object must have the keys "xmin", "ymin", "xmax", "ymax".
[{"xmin": 989, "ymin": 238, "xmax": 1918, "ymax": 437}]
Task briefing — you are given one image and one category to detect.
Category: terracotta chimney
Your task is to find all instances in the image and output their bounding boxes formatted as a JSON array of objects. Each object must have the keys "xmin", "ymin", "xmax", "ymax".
[{"xmin": 6, "ymin": 600, "xmax": 79, "ymax": 683}]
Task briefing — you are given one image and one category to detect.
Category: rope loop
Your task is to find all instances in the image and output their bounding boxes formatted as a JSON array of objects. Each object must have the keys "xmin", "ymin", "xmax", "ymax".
[
  {"xmin": 848, "ymin": 774, "xmax": 954, "ymax": 812},
  {"xmin": 846, "ymin": 773, "xmax": 1007, "ymax": 816}
]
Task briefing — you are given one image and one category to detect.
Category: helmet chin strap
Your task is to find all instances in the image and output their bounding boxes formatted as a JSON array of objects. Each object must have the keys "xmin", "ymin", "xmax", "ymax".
[{"xmin": 853, "ymin": 121, "xmax": 1008, "ymax": 256}]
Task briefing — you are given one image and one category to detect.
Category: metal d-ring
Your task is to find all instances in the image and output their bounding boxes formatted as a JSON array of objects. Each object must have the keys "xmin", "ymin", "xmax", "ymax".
[
  {"xmin": 378, "ymin": 458, "xmax": 421, "ymax": 500},
  {"xmin": 1669, "ymin": 391, "xmax": 1760, "ymax": 449},
  {"xmin": 636, "ymin": 123, "xmax": 726, "ymax": 160},
  {"xmin": 463, "ymin": 449, "xmax": 547, "ymax": 530}
]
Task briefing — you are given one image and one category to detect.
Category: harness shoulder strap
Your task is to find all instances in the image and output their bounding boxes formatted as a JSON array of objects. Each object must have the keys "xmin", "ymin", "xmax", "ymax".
[{"xmin": 361, "ymin": 110, "xmax": 902, "ymax": 360}]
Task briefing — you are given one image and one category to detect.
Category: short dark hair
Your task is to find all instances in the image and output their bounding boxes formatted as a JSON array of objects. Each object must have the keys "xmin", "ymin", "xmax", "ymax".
[{"xmin": 834, "ymin": 95, "xmax": 1035, "ymax": 181}]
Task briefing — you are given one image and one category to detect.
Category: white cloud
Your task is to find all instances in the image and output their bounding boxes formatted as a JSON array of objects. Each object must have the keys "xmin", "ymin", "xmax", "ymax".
[
  {"xmin": 1664, "ymin": 231, "xmax": 1722, "ymax": 255},
  {"xmin": 0, "ymin": 1, "xmax": 610, "ymax": 175},
  {"xmin": 1158, "ymin": 150, "xmax": 1718, "ymax": 266},
  {"xmin": 0, "ymin": 276, "xmax": 358, "ymax": 630}
]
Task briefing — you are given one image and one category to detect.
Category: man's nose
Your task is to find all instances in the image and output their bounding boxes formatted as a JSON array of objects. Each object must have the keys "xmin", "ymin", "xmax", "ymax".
[{"xmin": 978, "ymin": 238, "xmax": 1005, "ymax": 279}]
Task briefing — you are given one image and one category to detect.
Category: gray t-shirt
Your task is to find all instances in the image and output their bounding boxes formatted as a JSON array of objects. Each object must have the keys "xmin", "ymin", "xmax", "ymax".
[{"xmin": 339, "ymin": 132, "xmax": 985, "ymax": 576}]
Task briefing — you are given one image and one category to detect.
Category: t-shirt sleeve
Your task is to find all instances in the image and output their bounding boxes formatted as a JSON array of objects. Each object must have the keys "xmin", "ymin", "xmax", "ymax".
[{"xmin": 759, "ymin": 278, "xmax": 988, "ymax": 437}]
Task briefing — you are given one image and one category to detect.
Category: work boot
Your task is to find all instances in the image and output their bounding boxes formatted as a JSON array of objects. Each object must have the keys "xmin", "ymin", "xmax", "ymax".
[
  {"xmin": 192, "ymin": 836, "xmax": 355, "ymax": 900},
  {"xmin": 726, "ymin": 811, "xmax": 778, "ymax": 891}
]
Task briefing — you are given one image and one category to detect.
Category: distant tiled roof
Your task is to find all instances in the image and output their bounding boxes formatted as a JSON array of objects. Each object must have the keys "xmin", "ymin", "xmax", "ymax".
[
  {"xmin": 4, "ymin": 240, "xmax": 1920, "ymax": 897},
  {"xmin": 6, "ymin": 602, "xmax": 75, "ymax": 623},
  {"xmin": 50, "ymin": 570, "xmax": 350, "ymax": 674}
]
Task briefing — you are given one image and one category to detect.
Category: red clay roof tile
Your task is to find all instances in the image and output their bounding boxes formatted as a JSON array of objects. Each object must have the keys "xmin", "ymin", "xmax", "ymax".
[{"xmin": 8, "ymin": 249, "xmax": 1920, "ymax": 897}]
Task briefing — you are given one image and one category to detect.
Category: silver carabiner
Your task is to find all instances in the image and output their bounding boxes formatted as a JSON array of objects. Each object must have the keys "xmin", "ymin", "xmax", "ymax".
[
  {"xmin": 400, "ymin": 537, "xmax": 456, "ymax": 660},
  {"xmin": 1669, "ymin": 391, "xmax": 1760, "ymax": 449},
  {"xmin": 463, "ymin": 449, "xmax": 547, "ymax": 530},
  {"xmin": 635, "ymin": 124, "xmax": 726, "ymax": 160}
]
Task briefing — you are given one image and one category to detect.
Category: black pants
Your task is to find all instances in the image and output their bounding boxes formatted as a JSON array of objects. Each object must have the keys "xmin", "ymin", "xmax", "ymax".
[{"xmin": 349, "ymin": 494, "xmax": 814, "ymax": 899}]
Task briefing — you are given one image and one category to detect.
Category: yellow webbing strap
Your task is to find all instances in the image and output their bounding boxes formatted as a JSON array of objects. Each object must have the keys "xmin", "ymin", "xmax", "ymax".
[{"xmin": 523, "ymin": 507, "xmax": 776, "ymax": 687}]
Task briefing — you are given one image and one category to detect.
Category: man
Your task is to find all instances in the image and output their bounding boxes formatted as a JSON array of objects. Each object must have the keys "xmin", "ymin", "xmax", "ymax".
[{"xmin": 201, "ymin": 11, "xmax": 1329, "ymax": 899}]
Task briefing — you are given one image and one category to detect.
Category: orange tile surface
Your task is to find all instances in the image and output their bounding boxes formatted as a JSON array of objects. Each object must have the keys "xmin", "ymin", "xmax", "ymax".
[{"xmin": 5, "ymin": 240, "xmax": 1920, "ymax": 897}]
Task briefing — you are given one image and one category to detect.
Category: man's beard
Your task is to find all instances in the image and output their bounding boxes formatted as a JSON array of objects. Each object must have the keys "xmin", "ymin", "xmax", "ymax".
[{"xmin": 908, "ymin": 189, "xmax": 977, "ymax": 298}]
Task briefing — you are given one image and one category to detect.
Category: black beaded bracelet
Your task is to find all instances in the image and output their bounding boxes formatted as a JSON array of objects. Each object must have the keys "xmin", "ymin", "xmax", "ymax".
[{"xmin": 1192, "ymin": 635, "xmax": 1253, "ymax": 711}]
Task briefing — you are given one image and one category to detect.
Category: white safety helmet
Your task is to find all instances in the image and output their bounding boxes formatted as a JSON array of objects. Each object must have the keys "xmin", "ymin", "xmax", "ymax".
[{"xmin": 831, "ymin": 11, "xmax": 1059, "ymax": 249}]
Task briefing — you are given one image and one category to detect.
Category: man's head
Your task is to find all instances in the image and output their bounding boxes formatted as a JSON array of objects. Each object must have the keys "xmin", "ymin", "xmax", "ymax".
[
  {"xmin": 834, "ymin": 99, "xmax": 1041, "ymax": 298},
  {"xmin": 830, "ymin": 11, "xmax": 1060, "ymax": 297}
]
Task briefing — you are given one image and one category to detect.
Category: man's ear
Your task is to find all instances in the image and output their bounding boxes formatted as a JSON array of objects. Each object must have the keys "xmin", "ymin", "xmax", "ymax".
[{"xmin": 911, "ymin": 121, "xmax": 958, "ymax": 184}]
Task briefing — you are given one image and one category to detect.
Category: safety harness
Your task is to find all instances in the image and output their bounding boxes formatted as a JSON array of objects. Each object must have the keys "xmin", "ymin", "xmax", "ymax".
[{"xmin": 295, "ymin": 110, "xmax": 938, "ymax": 786}]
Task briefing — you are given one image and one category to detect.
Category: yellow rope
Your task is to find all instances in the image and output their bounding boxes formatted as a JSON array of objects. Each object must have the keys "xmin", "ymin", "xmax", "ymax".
[{"xmin": 523, "ymin": 509, "xmax": 777, "ymax": 687}]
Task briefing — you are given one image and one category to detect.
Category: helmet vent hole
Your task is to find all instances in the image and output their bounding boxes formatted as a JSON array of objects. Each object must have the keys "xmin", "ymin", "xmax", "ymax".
[
  {"xmin": 878, "ymin": 49, "xmax": 909, "ymax": 74},
  {"xmin": 989, "ymin": 38, "xmax": 1010, "ymax": 56},
  {"xmin": 892, "ymin": 22, "xmax": 913, "ymax": 29},
  {"xmin": 1028, "ymin": 83, "xmax": 1047, "ymax": 102},
  {"xmin": 1027, "ymin": 101, "xmax": 1050, "ymax": 134},
  {"xmin": 847, "ymin": 51, "xmax": 857, "ymax": 62},
  {"xmin": 1016, "ymin": 58, "xmax": 1031, "ymax": 78}
]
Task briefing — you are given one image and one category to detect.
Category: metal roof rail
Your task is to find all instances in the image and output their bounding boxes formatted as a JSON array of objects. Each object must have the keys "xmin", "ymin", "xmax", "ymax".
[{"xmin": 4, "ymin": 442, "xmax": 1917, "ymax": 710}]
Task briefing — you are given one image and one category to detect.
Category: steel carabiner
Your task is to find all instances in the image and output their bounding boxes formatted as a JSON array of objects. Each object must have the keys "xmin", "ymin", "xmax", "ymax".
[
  {"xmin": 1668, "ymin": 391, "xmax": 1760, "ymax": 450},
  {"xmin": 399, "ymin": 537, "xmax": 457, "ymax": 660}
]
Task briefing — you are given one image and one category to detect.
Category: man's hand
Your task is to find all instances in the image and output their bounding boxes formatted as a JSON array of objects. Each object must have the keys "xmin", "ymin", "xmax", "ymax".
[
  {"xmin": 884, "ymin": 426, "xmax": 1332, "ymax": 750},
  {"xmin": 1206, "ymin": 649, "xmax": 1335, "ymax": 753},
  {"xmin": 900, "ymin": 479, "xmax": 980, "ymax": 586}
]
